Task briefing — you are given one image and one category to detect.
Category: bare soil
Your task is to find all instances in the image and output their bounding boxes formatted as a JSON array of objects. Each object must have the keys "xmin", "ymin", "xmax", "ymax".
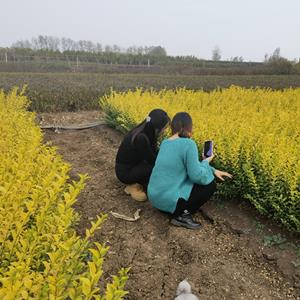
[{"xmin": 41, "ymin": 111, "xmax": 300, "ymax": 300}]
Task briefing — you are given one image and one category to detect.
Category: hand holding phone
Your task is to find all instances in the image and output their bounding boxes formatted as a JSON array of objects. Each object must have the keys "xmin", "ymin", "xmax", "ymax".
[{"xmin": 204, "ymin": 140, "xmax": 213, "ymax": 158}]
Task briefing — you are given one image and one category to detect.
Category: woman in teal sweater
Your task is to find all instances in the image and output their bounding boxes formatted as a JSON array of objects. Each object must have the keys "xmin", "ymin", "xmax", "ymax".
[{"xmin": 148, "ymin": 112, "xmax": 232, "ymax": 229}]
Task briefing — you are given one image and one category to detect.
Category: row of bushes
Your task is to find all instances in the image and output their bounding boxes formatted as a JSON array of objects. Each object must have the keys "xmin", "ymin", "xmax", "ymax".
[
  {"xmin": 0, "ymin": 89, "xmax": 128, "ymax": 299},
  {"xmin": 1, "ymin": 72, "xmax": 300, "ymax": 112},
  {"xmin": 100, "ymin": 87, "xmax": 300, "ymax": 232}
]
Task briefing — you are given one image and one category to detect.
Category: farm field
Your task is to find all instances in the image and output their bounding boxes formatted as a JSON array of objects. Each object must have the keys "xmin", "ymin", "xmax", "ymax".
[
  {"xmin": 1, "ymin": 85, "xmax": 300, "ymax": 298},
  {"xmin": 40, "ymin": 111, "xmax": 299, "ymax": 299},
  {"xmin": 2, "ymin": 1, "xmax": 300, "ymax": 299},
  {"xmin": 0, "ymin": 72, "xmax": 300, "ymax": 111}
]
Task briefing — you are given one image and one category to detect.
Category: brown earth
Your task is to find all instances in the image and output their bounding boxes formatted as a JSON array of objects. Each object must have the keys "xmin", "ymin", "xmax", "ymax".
[{"xmin": 41, "ymin": 111, "xmax": 300, "ymax": 300}]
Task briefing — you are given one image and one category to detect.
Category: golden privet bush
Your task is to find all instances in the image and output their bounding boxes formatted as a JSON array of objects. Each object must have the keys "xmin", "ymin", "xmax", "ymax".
[
  {"xmin": 100, "ymin": 87, "xmax": 300, "ymax": 232},
  {"xmin": 0, "ymin": 89, "xmax": 129, "ymax": 299}
]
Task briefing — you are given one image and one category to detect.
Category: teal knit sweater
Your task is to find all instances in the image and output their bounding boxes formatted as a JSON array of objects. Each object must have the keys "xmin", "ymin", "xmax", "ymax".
[{"xmin": 147, "ymin": 138, "xmax": 215, "ymax": 213}]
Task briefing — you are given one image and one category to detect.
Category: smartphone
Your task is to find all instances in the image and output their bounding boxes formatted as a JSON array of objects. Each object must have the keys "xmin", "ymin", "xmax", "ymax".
[{"xmin": 204, "ymin": 140, "xmax": 213, "ymax": 157}]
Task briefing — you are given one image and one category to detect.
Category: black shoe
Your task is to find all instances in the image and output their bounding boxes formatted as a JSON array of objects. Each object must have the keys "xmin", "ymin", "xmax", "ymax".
[{"xmin": 170, "ymin": 210, "xmax": 202, "ymax": 230}]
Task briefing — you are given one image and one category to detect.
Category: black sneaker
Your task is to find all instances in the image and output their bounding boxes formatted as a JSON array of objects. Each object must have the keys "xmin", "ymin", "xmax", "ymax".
[{"xmin": 170, "ymin": 210, "xmax": 202, "ymax": 230}]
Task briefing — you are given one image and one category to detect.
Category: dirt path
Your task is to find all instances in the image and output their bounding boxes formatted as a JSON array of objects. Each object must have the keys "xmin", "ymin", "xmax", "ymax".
[{"xmin": 42, "ymin": 111, "xmax": 299, "ymax": 300}]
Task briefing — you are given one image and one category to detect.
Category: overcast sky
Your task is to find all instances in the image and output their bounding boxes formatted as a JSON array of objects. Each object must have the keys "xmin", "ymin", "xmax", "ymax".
[{"xmin": 1, "ymin": 0, "xmax": 300, "ymax": 62}]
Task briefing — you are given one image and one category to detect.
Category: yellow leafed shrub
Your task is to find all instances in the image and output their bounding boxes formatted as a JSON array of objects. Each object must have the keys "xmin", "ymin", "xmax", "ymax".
[
  {"xmin": 100, "ymin": 87, "xmax": 300, "ymax": 232},
  {"xmin": 0, "ymin": 89, "xmax": 129, "ymax": 299}
]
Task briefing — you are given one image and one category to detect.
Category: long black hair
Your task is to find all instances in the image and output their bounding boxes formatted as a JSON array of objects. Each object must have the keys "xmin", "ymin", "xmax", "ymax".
[{"xmin": 130, "ymin": 109, "xmax": 170, "ymax": 146}]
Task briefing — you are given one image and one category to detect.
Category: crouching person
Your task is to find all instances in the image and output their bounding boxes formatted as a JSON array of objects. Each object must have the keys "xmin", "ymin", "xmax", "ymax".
[
  {"xmin": 148, "ymin": 112, "xmax": 232, "ymax": 229},
  {"xmin": 115, "ymin": 109, "xmax": 170, "ymax": 201}
]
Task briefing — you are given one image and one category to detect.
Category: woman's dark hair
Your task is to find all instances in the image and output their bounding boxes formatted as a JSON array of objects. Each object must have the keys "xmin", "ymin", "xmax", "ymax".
[
  {"xmin": 171, "ymin": 112, "xmax": 193, "ymax": 138},
  {"xmin": 130, "ymin": 109, "xmax": 170, "ymax": 145}
]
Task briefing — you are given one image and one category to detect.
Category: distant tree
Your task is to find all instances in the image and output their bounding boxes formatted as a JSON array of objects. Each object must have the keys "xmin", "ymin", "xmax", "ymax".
[
  {"xmin": 127, "ymin": 46, "xmax": 138, "ymax": 54},
  {"xmin": 61, "ymin": 37, "xmax": 70, "ymax": 51},
  {"xmin": 265, "ymin": 47, "xmax": 293, "ymax": 74},
  {"xmin": 264, "ymin": 53, "xmax": 269, "ymax": 62},
  {"xmin": 147, "ymin": 46, "xmax": 167, "ymax": 57},
  {"xmin": 85, "ymin": 41, "xmax": 95, "ymax": 52},
  {"xmin": 12, "ymin": 39, "xmax": 32, "ymax": 49},
  {"xmin": 230, "ymin": 56, "xmax": 243, "ymax": 62},
  {"xmin": 61, "ymin": 37, "xmax": 77, "ymax": 52},
  {"xmin": 29, "ymin": 35, "xmax": 59, "ymax": 51},
  {"xmin": 31, "ymin": 36, "xmax": 42, "ymax": 50},
  {"xmin": 137, "ymin": 46, "xmax": 144, "ymax": 55},
  {"xmin": 96, "ymin": 43, "xmax": 103, "ymax": 53},
  {"xmin": 105, "ymin": 45, "xmax": 112, "ymax": 53},
  {"xmin": 272, "ymin": 47, "xmax": 281, "ymax": 59},
  {"xmin": 78, "ymin": 40, "xmax": 94, "ymax": 52},
  {"xmin": 112, "ymin": 44, "xmax": 121, "ymax": 53},
  {"xmin": 230, "ymin": 56, "xmax": 239, "ymax": 62},
  {"xmin": 47, "ymin": 36, "xmax": 60, "ymax": 51},
  {"xmin": 212, "ymin": 46, "xmax": 221, "ymax": 61},
  {"xmin": 144, "ymin": 46, "xmax": 151, "ymax": 54}
]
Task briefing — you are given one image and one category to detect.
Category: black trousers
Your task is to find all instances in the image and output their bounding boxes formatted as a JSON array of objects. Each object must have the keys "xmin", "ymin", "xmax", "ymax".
[
  {"xmin": 115, "ymin": 161, "xmax": 153, "ymax": 187},
  {"xmin": 173, "ymin": 181, "xmax": 216, "ymax": 216}
]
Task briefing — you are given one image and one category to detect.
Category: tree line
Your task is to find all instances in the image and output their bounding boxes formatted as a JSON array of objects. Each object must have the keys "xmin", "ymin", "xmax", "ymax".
[
  {"xmin": 0, "ymin": 35, "xmax": 299, "ymax": 75},
  {"xmin": 11, "ymin": 35, "xmax": 167, "ymax": 57}
]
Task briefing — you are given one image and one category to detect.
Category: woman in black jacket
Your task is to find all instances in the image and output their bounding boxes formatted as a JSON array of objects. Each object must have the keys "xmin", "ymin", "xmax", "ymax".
[{"xmin": 115, "ymin": 109, "xmax": 170, "ymax": 201}]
